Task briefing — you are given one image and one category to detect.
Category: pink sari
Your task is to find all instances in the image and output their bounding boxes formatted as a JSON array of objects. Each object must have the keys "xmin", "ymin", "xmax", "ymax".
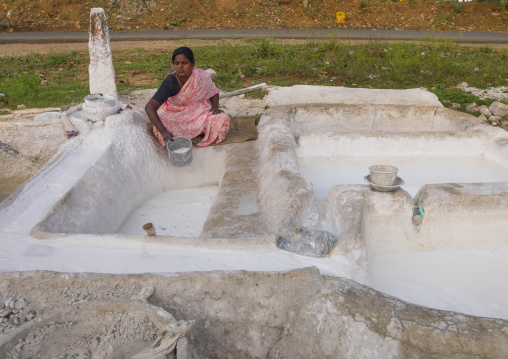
[{"xmin": 153, "ymin": 68, "xmax": 230, "ymax": 147}]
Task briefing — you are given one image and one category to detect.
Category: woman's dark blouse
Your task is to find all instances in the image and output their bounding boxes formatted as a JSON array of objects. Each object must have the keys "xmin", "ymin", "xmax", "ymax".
[{"xmin": 152, "ymin": 74, "xmax": 182, "ymax": 105}]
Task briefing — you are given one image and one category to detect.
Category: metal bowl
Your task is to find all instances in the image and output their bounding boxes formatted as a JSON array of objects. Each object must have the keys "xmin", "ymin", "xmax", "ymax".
[
  {"xmin": 84, "ymin": 93, "xmax": 115, "ymax": 108},
  {"xmin": 364, "ymin": 175, "xmax": 404, "ymax": 192}
]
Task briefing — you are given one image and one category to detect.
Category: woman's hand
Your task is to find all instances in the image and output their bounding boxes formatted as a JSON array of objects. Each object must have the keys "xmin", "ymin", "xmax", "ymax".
[
  {"xmin": 209, "ymin": 107, "xmax": 223, "ymax": 115},
  {"xmin": 145, "ymin": 98, "xmax": 174, "ymax": 146},
  {"xmin": 162, "ymin": 131, "xmax": 173, "ymax": 143},
  {"xmin": 208, "ymin": 93, "xmax": 223, "ymax": 116}
]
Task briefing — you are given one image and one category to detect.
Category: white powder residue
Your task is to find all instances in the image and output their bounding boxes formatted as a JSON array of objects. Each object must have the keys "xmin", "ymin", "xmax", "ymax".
[
  {"xmin": 117, "ymin": 185, "xmax": 218, "ymax": 237},
  {"xmin": 170, "ymin": 147, "xmax": 190, "ymax": 154},
  {"xmin": 370, "ymin": 249, "xmax": 508, "ymax": 320},
  {"xmin": 0, "ymin": 233, "xmax": 355, "ymax": 280}
]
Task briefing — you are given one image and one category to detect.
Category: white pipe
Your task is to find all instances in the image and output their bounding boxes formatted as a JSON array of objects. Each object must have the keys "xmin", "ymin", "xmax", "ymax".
[{"xmin": 219, "ymin": 83, "xmax": 267, "ymax": 99}]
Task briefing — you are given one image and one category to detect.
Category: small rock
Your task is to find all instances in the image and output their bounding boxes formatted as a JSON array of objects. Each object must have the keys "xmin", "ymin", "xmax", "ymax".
[
  {"xmin": 466, "ymin": 103, "xmax": 478, "ymax": 113},
  {"xmin": 457, "ymin": 82, "xmax": 468, "ymax": 88},
  {"xmin": 130, "ymin": 286, "xmax": 155, "ymax": 301},
  {"xmin": 489, "ymin": 101, "xmax": 508, "ymax": 118},
  {"xmin": 0, "ymin": 141, "xmax": 18, "ymax": 156},
  {"xmin": 205, "ymin": 68, "xmax": 217, "ymax": 79},
  {"xmin": 17, "ymin": 104, "xmax": 27, "ymax": 110},
  {"xmin": 0, "ymin": 309, "xmax": 13, "ymax": 318},
  {"xmin": 15, "ymin": 298, "xmax": 26, "ymax": 310},
  {"xmin": 479, "ymin": 105, "xmax": 491, "ymax": 117},
  {"xmin": 490, "ymin": 115, "xmax": 501, "ymax": 125},
  {"xmin": 76, "ymin": 349, "xmax": 91, "ymax": 359},
  {"xmin": 276, "ymin": 224, "xmax": 338, "ymax": 257},
  {"xmin": 477, "ymin": 114, "xmax": 488, "ymax": 123},
  {"xmin": 450, "ymin": 103, "xmax": 461, "ymax": 111}
]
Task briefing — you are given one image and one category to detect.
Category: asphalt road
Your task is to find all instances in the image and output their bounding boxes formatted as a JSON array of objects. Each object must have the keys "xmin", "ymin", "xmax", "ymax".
[{"xmin": 1, "ymin": 29, "xmax": 508, "ymax": 44}]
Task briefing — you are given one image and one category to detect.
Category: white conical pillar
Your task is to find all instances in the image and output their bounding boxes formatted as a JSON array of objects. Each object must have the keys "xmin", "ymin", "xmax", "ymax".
[{"xmin": 88, "ymin": 8, "xmax": 118, "ymax": 101}]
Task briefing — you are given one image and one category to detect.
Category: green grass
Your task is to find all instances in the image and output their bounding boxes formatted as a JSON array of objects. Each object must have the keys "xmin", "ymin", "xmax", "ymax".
[
  {"xmin": 1, "ymin": 38, "xmax": 507, "ymax": 111},
  {"xmin": 1, "ymin": 72, "xmax": 89, "ymax": 109},
  {"xmin": 432, "ymin": 85, "xmax": 493, "ymax": 108},
  {"xmin": 244, "ymin": 88, "xmax": 268, "ymax": 99}
]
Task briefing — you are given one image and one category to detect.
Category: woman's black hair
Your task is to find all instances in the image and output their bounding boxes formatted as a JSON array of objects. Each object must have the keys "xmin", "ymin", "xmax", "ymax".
[{"xmin": 172, "ymin": 47, "xmax": 195, "ymax": 64}]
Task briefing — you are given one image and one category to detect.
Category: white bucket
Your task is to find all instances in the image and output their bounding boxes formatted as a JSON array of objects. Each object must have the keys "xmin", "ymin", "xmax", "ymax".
[
  {"xmin": 369, "ymin": 165, "xmax": 398, "ymax": 186},
  {"xmin": 166, "ymin": 136, "xmax": 192, "ymax": 167}
]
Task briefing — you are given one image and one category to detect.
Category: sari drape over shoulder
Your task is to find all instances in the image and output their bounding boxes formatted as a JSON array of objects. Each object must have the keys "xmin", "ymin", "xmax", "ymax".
[{"xmin": 153, "ymin": 68, "xmax": 230, "ymax": 147}]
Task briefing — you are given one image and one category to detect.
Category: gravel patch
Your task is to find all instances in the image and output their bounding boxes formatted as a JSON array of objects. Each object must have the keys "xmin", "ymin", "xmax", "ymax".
[{"xmin": 457, "ymin": 83, "xmax": 508, "ymax": 102}]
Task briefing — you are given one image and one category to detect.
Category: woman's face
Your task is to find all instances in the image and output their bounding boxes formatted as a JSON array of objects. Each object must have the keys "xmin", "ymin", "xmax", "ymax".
[{"xmin": 173, "ymin": 54, "xmax": 194, "ymax": 79}]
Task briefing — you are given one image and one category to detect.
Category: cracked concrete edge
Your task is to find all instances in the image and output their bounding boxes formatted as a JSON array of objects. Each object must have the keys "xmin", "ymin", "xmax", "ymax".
[
  {"xmin": 1, "ymin": 268, "xmax": 507, "ymax": 358},
  {"xmin": 256, "ymin": 106, "xmax": 315, "ymax": 228},
  {"xmin": 201, "ymin": 141, "xmax": 274, "ymax": 238}
]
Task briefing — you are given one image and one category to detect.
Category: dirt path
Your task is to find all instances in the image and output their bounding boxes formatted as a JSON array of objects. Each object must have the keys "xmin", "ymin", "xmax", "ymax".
[
  {"xmin": 3, "ymin": 37, "xmax": 508, "ymax": 57},
  {"xmin": 3, "ymin": 0, "xmax": 508, "ymax": 33},
  {"xmin": 1, "ymin": 40, "xmax": 190, "ymax": 56}
]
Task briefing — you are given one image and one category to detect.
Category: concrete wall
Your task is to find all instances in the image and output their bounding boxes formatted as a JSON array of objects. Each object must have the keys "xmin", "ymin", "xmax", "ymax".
[
  {"xmin": 328, "ymin": 183, "xmax": 508, "ymax": 259},
  {"xmin": 256, "ymin": 107, "xmax": 315, "ymax": 227},
  {"xmin": 297, "ymin": 130, "xmax": 490, "ymax": 160},
  {"xmin": 34, "ymin": 120, "xmax": 227, "ymax": 235},
  {"xmin": 266, "ymin": 86, "xmax": 443, "ymax": 107},
  {"xmin": 291, "ymin": 104, "xmax": 479, "ymax": 135}
]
